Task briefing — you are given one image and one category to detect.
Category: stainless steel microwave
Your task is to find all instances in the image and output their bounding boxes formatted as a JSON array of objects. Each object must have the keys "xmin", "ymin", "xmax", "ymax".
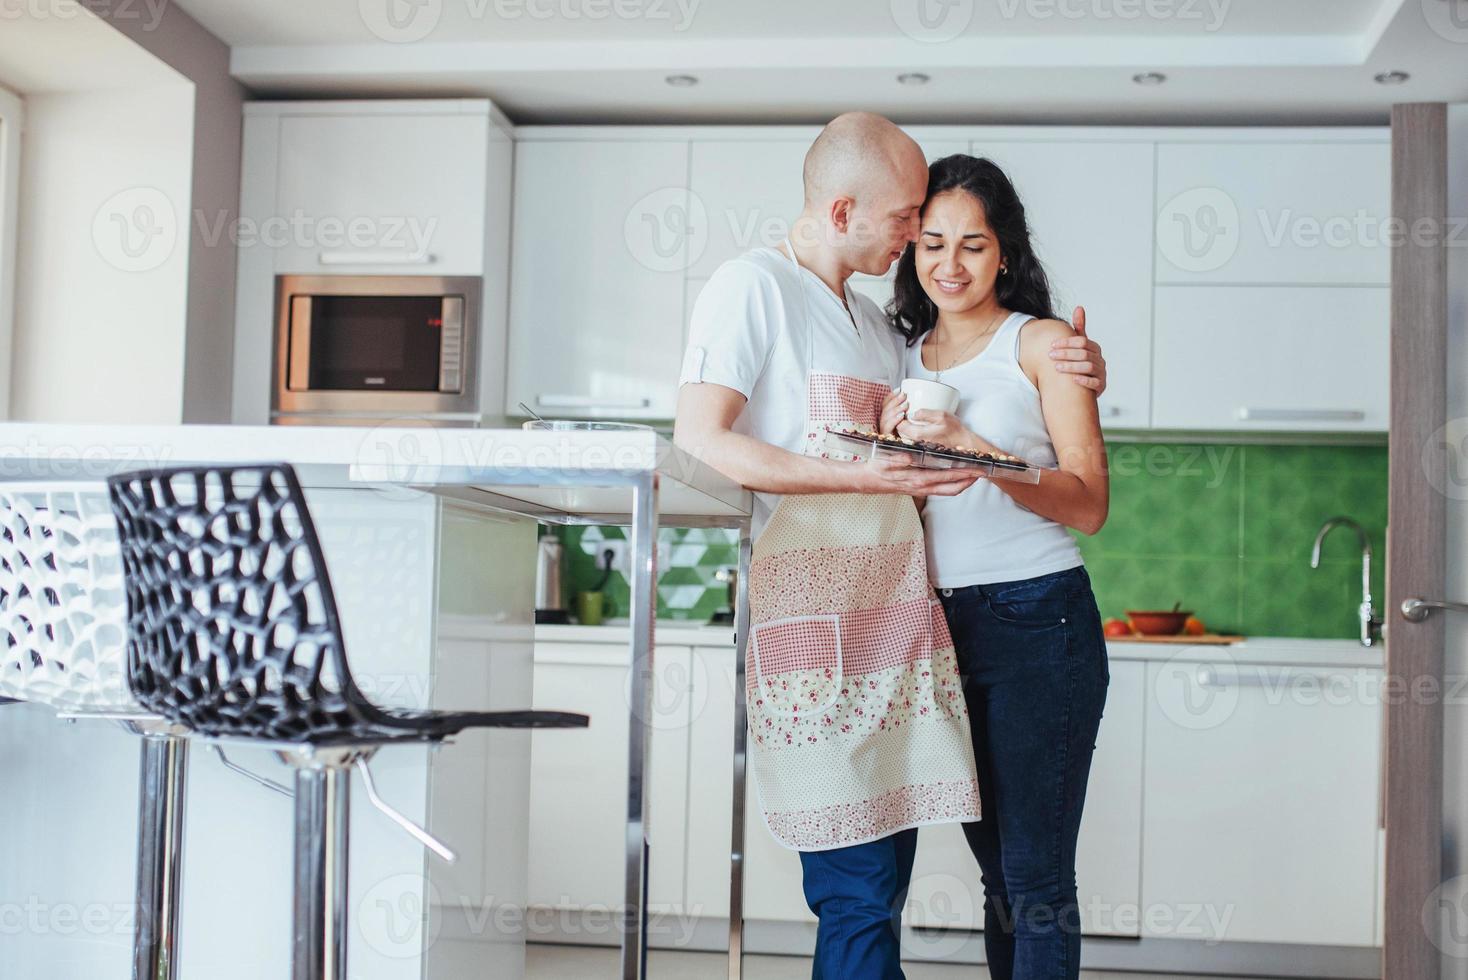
[{"xmin": 273, "ymin": 275, "xmax": 481, "ymax": 420}]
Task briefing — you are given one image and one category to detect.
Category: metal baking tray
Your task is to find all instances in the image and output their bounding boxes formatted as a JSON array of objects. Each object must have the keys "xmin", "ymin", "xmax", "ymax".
[{"xmin": 824, "ymin": 428, "xmax": 1045, "ymax": 484}]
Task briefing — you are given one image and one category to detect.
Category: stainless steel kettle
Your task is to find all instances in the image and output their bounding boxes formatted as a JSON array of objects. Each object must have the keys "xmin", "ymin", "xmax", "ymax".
[{"xmin": 535, "ymin": 535, "xmax": 569, "ymax": 624}]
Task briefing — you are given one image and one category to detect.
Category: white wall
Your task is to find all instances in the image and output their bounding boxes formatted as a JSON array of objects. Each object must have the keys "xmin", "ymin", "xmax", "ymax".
[
  {"xmin": 97, "ymin": 2, "xmax": 247, "ymax": 424},
  {"xmin": 9, "ymin": 84, "xmax": 194, "ymax": 423},
  {"xmin": 0, "ymin": 85, "xmax": 20, "ymax": 420}
]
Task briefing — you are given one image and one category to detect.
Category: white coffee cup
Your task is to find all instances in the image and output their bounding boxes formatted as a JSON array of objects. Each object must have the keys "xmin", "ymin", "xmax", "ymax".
[{"xmin": 900, "ymin": 378, "xmax": 960, "ymax": 416}]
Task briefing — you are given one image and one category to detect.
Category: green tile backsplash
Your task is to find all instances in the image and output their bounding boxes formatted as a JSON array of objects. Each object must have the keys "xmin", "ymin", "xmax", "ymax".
[{"xmin": 557, "ymin": 441, "xmax": 1388, "ymax": 639}]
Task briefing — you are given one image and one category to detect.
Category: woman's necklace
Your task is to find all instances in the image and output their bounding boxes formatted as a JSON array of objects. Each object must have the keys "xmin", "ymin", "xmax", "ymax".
[{"xmin": 932, "ymin": 308, "xmax": 1007, "ymax": 383}]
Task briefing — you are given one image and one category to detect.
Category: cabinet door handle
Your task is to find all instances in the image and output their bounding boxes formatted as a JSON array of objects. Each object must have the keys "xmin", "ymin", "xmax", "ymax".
[
  {"xmin": 536, "ymin": 395, "xmax": 652, "ymax": 410},
  {"xmin": 318, "ymin": 250, "xmax": 436, "ymax": 266},
  {"xmin": 1196, "ymin": 665, "xmax": 1350, "ymax": 689},
  {"xmin": 1401, "ymin": 598, "xmax": 1468, "ymax": 622},
  {"xmin": 1236, "ymin": 407, "xmax": 1366, "ymax": 423}
]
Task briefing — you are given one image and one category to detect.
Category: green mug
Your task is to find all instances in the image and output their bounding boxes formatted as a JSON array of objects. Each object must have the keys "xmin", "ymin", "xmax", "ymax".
[{"xmin": 576, "ymin": 591, "xmax": 605, "ymax": 626}]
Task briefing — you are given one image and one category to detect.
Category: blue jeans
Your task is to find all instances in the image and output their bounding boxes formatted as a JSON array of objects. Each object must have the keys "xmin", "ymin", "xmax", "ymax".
[
  {"xmin": 798, "ymin": 828, "xmax": 918, "ymax": 980},
  {"xmin": 938, "ymin": 565, "xmax": 1109, "ymax": 980}
]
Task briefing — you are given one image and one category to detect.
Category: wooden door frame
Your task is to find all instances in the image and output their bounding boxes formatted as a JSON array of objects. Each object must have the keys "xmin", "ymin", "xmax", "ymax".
[{"xmin": 1385, "ymin": 102, "xmax": 1449, "ymax": 980}]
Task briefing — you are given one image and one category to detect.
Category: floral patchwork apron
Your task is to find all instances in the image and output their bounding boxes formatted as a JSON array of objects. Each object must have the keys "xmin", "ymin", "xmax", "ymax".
[{"xmin": 746, "ymin": 245, "xmax": 982, "ymax": 851}]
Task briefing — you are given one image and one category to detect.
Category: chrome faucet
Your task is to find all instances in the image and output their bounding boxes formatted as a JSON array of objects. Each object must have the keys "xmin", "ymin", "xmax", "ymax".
[{"xmin": 1309, "ymin": 516, "xmax": 1382, "ymax": 647}]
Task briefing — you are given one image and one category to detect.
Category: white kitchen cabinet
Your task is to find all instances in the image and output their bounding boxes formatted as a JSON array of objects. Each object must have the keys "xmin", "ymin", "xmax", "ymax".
[
  {"xmin": 1142, "ymin": 655, "xmax": 1382, "ymax": 946},
  {"xmin": 687, "ymin": 141, "xmax": 808, "ymax": 280},
  {"xmin": 904, "ymin": 659, "xmax": 1145, "ymax": 937},
  {"xmin": 272, "ymin": 110, "xmax": 491, "ymax": 276},
  {"xmin": 968, "ymin": 140, "xmax": 1156, "ymax": 428},
  {"xmin": 684, "ymin": 646, "xmax": 814, "ymax": 923},
  {"xmin": 1151, "ymin": 284, "xmax": 1389, "ymax": 432},
  {"xmin": 506, "ymin": 140, "xmax": 690, "ymax": 419},
  {"xmin": 526, "ymin": 643, "xmax": 695, "ymax": 914},
  {"xmin": 1155, "ymin": 139, "xmax": 1390, "ymax": 286}
]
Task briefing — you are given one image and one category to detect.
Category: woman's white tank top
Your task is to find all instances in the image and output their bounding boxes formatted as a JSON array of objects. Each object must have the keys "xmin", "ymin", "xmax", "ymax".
[{"xmin": 905, "ymin": 311, "xmax": 1085, "ymax": 588}]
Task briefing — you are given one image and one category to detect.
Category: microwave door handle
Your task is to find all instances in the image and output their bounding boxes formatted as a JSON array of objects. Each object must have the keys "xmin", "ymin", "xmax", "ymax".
[{"xmin": 286, "ymin": 295, "xmax": 312, "ymax": 391}]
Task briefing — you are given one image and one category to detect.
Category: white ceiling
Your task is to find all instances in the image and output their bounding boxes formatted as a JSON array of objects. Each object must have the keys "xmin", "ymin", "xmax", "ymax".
[
  {"xmin": 142, "ymin": 0, "xmax": 1468, "ymax": 121},
  {"xmin": 0, "ymin": 1, "xmax": 185, "ymax": 94}
]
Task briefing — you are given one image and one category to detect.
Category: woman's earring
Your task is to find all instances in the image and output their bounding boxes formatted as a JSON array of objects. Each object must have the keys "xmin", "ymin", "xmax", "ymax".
[{"xmin": 1000, "ymin": 263, "xmax": 1009, "ymax": 276}]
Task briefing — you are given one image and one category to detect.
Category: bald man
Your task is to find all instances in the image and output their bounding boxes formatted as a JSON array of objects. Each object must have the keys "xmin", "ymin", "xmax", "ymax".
[{"xmin": 674, "ymin": 113, "xmax": 1106, "ymax": 978}]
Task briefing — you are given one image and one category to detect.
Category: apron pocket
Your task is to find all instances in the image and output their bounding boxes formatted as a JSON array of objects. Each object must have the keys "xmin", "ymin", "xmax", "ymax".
[{"xmin": 750, "ymin": 614, "xmax": 844, "ymax": 719}]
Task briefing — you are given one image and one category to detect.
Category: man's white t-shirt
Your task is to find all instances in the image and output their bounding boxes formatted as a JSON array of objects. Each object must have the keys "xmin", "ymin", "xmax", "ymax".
[{"xmin": 678, "ymin": 246, "xmax": 903, "ymax": 536}]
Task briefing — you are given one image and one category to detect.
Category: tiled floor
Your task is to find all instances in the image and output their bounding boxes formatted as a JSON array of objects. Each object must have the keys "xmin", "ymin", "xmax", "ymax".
[{"xmin": 524, "ymin": 944, "xmax": 1269, "ymax": 979}]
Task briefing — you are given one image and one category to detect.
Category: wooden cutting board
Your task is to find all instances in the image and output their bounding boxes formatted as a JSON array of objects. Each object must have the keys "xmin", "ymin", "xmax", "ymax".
[{"xmin": 1107, "ymin": 633, "xmax": 1244, "ymax": 645}]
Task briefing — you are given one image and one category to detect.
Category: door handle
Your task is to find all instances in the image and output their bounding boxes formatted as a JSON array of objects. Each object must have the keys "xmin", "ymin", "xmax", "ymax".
[{"xmin": 1400, "ymin": 598, "xmax": 1468, "ymax": 622}]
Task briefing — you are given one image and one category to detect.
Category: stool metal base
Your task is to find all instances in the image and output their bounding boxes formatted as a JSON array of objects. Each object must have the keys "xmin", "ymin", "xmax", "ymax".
[
  {"xmin": 280, "ymin": 746, "xmax": 373, "ymax": 980},
  {"xmin": 133, "ymin": 730, "xmax": 189, "ymax": 980}
]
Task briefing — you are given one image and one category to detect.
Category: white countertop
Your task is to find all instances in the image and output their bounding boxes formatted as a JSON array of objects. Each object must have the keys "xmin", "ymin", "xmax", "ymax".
[
  {"xmin": 0, "ymin": 421, "xmax": 750, "ymax": 524},
  {"xmin": 536, "ymin": 622, "xmax": 1386, "ymax": 667}
]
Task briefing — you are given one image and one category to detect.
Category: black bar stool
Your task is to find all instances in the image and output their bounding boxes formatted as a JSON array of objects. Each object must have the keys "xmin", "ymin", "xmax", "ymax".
[{"xmin": 106, "ymin": 462, "xmax": 588, "ymax": 980}]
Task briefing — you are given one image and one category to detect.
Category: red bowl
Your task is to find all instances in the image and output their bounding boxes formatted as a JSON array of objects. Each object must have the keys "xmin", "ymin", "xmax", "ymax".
[{"xmin": 1126, "ymin": 610, "xmax": 1193, "ymax": 636}]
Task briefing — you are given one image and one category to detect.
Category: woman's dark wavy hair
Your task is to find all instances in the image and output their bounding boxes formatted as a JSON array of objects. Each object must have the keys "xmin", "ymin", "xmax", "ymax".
[{"xmin": 889, "ymin": 154, "xmax": 1057, "ymax": 346}]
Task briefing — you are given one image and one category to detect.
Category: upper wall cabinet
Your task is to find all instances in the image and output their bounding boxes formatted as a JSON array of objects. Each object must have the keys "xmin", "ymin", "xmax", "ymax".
[
  {"xmin": 271, "ymin": 111, "xmax": 493, "ymax": 276},
  {"xmin": 1155, "ymin": 140, "xmax": 1391, "ymax": 286},
  {"xmin": 687, "ymin": 141, "xmax": 808, "ymax": 280},
  {"xmin": 972, "ymin": 140, "xmax": 1156, "ymax": 429},
  {"xmin": 506, "ymin": 139, "xmax": 690, "ymax": 419},
  {"xmin": 232, "ymin": 100, "xmax": 512, "ymax": 426},
  {"xmin": 1152, "ymin": 284, "xmax": 1389, "ymax": 432}
]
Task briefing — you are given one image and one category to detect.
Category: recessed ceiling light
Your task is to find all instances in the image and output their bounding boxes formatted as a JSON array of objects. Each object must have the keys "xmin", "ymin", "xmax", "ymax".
[
  {"xmin": 1373, "ymin": 70, "xmax": 1410, "ymax": 85},
  {"xmin": 1132, "ymin": 71, "xmax": 1167, "ymax": 86},
  {"xmin": 665, "ymin": 74, "xmax": 699, "ymax": 88},
  {"xmin": 897, "ymin": 72, "xmax": 931, "ymax": 86}
]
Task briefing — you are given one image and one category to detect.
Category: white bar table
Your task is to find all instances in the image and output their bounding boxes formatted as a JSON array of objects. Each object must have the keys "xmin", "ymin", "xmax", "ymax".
[
  {"xmin": 348, "ymin": 424, "xmax": 754, "ymax": 980},
  {"xmin": 0, "ymin": 420, "xmax": 754, "ymax": 980}
]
